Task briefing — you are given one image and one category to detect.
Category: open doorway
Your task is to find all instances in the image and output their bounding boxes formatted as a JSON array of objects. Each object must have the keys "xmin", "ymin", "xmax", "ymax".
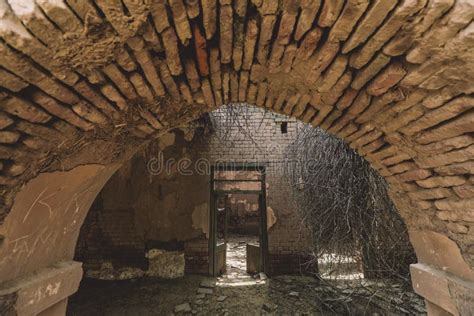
[
  {"xmin": 226, "ymin": 193, "xmax": 260, "ymax": 276},
  {"xmin": 209, "ymin": 164, "xmax": 268, "ymax": 278}
]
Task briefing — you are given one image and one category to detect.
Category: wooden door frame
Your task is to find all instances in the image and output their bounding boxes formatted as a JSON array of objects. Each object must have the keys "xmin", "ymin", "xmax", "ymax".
[{"xmin": 208, "ymin": 163, "xmax": 268, "ymax": 276}]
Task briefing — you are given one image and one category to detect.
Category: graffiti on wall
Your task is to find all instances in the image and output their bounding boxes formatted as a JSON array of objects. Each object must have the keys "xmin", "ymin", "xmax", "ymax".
[{"xmin": 0, "ymin": 164, "xmax": 118, "ymax": 281}]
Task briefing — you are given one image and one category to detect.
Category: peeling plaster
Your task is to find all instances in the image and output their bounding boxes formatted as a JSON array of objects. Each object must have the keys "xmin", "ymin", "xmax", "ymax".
[
  {"xmin": 159, "ymin": 132, "xmax": 176, "ymax": 151},
  {"xmin": 267, "ymin": 206, "xmax": 277, "ymax": 231}
]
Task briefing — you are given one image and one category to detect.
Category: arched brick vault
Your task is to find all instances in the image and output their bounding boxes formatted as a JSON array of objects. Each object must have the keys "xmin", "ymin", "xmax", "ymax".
[{"xmin": 0, "ymin": 0, "xmax": 473, "ymax": 313}]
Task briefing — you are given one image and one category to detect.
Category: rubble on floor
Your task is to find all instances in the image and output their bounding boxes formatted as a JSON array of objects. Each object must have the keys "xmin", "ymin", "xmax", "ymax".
[
  {"xmin": 174, "ymin": 302, "xmax": 191, "ymax": 313},
  {"xmin": 83, "ymin": 249, "xmax": 185, "ymax": 281},
  {"xmin": 84, "ymin": 262, "xmax": 145, "ymax": 280},
  {"xmin": 70, "ymin": 235, "xmax": 424, "ymax": 314},
  {"xmin": 146, "ymin": 249, "xmax": 185, "ymax": 279},
  {"xmin": 68, "ymin": 275, "xmax": 426, "ymax": 315}
]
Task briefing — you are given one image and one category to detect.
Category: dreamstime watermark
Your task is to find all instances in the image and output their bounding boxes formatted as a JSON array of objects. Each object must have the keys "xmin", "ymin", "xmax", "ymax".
[{"xmin": 146, "ymin": 151, "xmax": 321, "ymax": 177}]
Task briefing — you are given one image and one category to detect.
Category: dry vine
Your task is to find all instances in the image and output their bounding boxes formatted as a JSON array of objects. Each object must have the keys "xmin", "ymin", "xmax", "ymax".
[
  {"xmin": 206, "ymin": 104, "xmax": 416, "ymax": 285},
  {"xmin": 284, "ymin": 126, "xmax": 416, "ymax": 284},
  {"xmin": 208, "ymin": 103, "xmax": 277, "ymax": 150},
  {"xmin": 201, "ymin": 104, "xmax": 422, "ymax": 312}
]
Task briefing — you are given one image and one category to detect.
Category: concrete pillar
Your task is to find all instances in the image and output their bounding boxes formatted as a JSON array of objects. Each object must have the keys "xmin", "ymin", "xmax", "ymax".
[
  {"xmin": 410, "ymin": 230, "xmax": 474, "ymax": 315},
  {"xmin": 0, "ymin": 261, "xmax": 82, "ymax": 315},
  {"xmin": 0, "ymin": 164, "xmax": 120, "ymax": 315},
  {"xmin": 38, "ymin": 299, "xmax": 68, "ymax": 316}
]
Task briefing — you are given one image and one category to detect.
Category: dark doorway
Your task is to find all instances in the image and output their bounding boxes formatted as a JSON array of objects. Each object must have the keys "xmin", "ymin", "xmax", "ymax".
[{"xmin": 209, "ymin": 164, "xmax": 268, "ymax": 277}]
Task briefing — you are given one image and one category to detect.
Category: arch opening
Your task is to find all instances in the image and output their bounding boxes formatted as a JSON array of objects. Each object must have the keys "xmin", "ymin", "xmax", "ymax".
[{"xmin": 65, "ymin": 104, "xmax": 422, "ymax": 314}]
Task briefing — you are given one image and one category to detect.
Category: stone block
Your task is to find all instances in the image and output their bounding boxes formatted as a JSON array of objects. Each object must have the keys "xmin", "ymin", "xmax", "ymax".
[
  {"xmin": 146, "ymin": 249, "xmax": 185, "ymax": 279},
  {"xmin": 0, "ymin": 261, "xmax": 82, "ymax": 315}
]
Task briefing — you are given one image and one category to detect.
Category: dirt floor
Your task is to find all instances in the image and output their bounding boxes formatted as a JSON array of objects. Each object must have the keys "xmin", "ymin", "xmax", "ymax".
[
  {"xmin": 68, "ymin": 235, "xmax": 426, "ymax": 315},
  {"xmin": 67, "ymin": 275, "xmax": 426, "ymax": 315}
]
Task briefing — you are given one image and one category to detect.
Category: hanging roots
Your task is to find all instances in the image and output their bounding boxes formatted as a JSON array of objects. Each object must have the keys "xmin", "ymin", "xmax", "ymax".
[
  {"xmin": 205, "ymin": 104, "xmax": 416, "ymax": 284},
  {"xmin": 285, "ymin": 126, "xmax": 416, "ymax": 283}
]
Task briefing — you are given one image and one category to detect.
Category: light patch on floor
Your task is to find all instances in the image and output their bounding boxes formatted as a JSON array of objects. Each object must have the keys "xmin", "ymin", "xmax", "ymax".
[{"xmin": 216, "ymin": 234, "xmax": 264, "ymax": 287}]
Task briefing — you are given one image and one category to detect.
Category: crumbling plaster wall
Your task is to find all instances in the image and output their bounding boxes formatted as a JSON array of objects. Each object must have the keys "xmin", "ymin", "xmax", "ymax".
[
  {"xmin": 75, "ymin": 130, "xmax": 210, "ymax": 273},
  {"xmin": 107, "ymin": 146, "xmax": 209, "ymax": 243}
]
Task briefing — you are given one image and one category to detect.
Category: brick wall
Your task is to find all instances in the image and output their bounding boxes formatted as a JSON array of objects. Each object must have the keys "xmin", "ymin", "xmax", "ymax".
[
  {"xmin": 75, "ymin": 198, "xmax": 146, "ymax": 271},
  {"xmin": 184, "ymin": 237, "xmax": 209, "ymax": 275},
  {"xmin": 204, "ymin": 106, "xmax": 311, "ymax": 274},
  {"xmin": 195, "ymin": 105, "xmax": 314, "ymax": 274},
  {"xmin": 76, "ymin": 104, "xmax": 314, "ymax": 276}
]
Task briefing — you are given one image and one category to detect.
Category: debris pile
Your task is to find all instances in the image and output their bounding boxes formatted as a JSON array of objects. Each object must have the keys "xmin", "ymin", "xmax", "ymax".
[{"xmin": 69, "ymin": 274, "xmax": 425, "ymax": 315}]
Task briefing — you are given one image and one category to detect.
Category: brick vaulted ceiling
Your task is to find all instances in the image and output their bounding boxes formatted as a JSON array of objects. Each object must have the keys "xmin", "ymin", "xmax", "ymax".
[{"xmin": 0, "ymin": 0, "xmax": 472, "ymax": 269}]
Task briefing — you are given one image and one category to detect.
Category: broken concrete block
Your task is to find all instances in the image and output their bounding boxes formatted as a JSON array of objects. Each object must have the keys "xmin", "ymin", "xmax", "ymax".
[
  {"xmin": 197, "ymin": 288, "xmax": 213, "ymax": 295},
  {"xmin": 88, "ymin": 263, "xmax": 145, "ymax": 281},
  {"xmin": 174, "ymin": 302, "xmax": 192, "ymax": 313},
  {"xmin": 117, "ymin": 267, "xmax": 145, "ymax": 280},
  {"xmin": 199, "ymin": 280, "xmax": 216, "ymax": 288},
  {"xmin": 99, "ymin": 262, "xmax": 115, "ymax": 280},
  {"xmin": 146, "ymin": 249, "xmax": 185, "ymax": 279},
  {"xmin": 217, "ymin": 296, "xmax": 227, "ymax": 302},
  {"xmin": 262, "ymin": 303, "xmax": 276, "ymax": 312}
]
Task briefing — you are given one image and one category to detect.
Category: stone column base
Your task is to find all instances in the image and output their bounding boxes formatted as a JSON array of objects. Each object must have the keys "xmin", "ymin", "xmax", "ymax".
[
  {"xmin": 0, "ymin": 261, "xmax": 82, "ymax": 315},
  {"xmin": 411, "ymin": 263, "xmax": 474, "ymax": 315}
]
